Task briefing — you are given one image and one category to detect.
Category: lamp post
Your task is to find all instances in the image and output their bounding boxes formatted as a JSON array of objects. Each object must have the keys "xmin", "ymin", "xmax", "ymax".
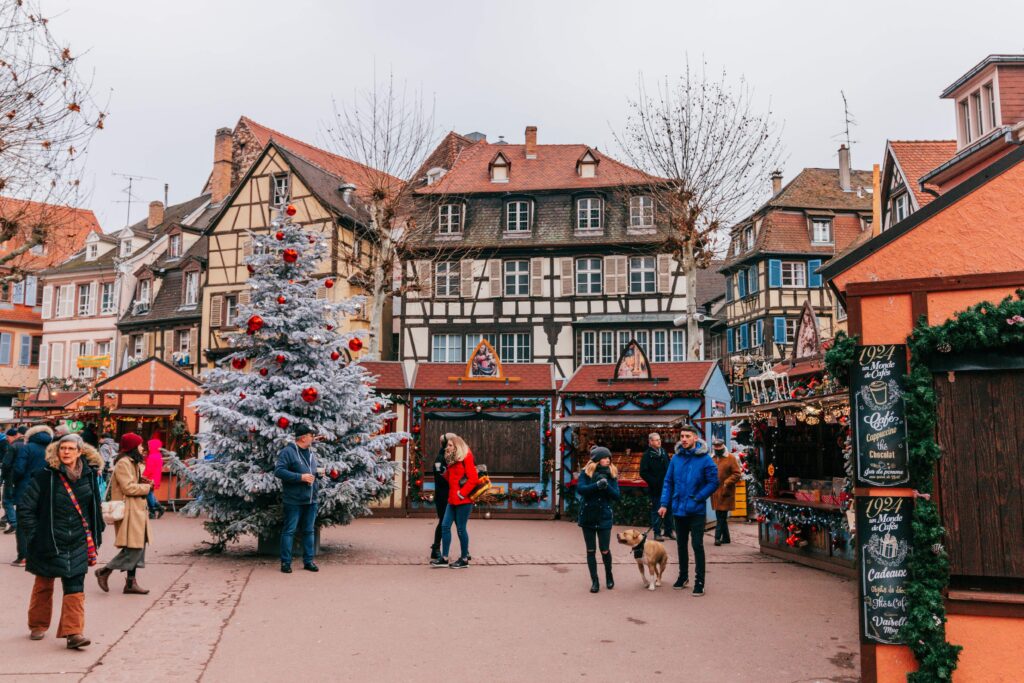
[{"xmin": 14, "ymin": 384, "xmax": 29, "ymax": 421}]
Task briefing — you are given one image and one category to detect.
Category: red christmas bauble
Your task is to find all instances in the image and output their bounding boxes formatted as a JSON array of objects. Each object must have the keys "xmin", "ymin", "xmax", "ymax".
[
  {"xmin": 373, "ymin": 402, "xmax": 382, "ymax": 413},
  {"xmin": 239, "ymin": 392, "xmax": 246, "ymax": 399},
  {"xmin": 400, "ymin": 437, "xmax": 409, "ymax": 446},
  {"xmin": 330, "ymin": 469, "xmax": 339, "ymax": 480},
  {"xmin": 348, "ymin": 337, "xmax": 363, "ymax": 352},
  {"xmin": 276, "ymin": 354, "xmax": 286, "ymax": 364},
  {"xmin": 545, "ymin": 429, "xmax": 552, "ymax": 438},
  {"xmin": 411, "ymin": 424, "xmax": 421, "ymax": 434},
  {"xmin": 246, "ymin": 315, "xmax": 264, "ymax": 334},
  {"xmin": 324, "ymin": 278, "xmax": 335, "ymax": 289},
  {"xmin": 286, "ymin": 204, "xmax": 297, "ymax": 216},
  {"xmin": 275, "ymin": 231, "xmax": 285, "ymax": 241},
  {"xmin": 283, "ymin": 248, "xmax": 298, "ymax": 263},
  {"xmin": 277, "ymin": 417, "xmax": 290, "ymax": 429},
  {"xmin": 308, "ymin": 235, "xmax": 316, "ymax": 244},
  {"xmin": 414, "ymin": 479, "xmax": 423, "ymax": 487},
  {"xmin": 301, "ymin": 387, "xmax": 319, "ymax": 403},
  {"xmin": 529, "ymin": 490, "xmax": 538, "ymax": 500},
  {"xmin": 247, "ymin": 264, "xmax": 255, "ymax": 274},
  {"xmin": 231, "ymin": 357, "xmax": 247, "ymax": 370},
  {"xmin": 259, "ymin": 368, "xmax": 269, "ymax": 377},
  {"xmin": 326, "ymin": 324, "xmax": 334, "ymax": 331},
  {"xmin": 277, "ymin": 295, "xmax": 286, "ymax": 305},
  {"xmin": 330, "ymin": 351, "xmax": 341, "ymax": 361}
]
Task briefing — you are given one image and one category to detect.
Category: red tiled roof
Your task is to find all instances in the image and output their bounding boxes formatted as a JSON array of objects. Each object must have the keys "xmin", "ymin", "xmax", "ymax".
[
  {"xmin": 412, "ymin": 363, "xmax": 555, "ymax": 393},
  {"xmin": 416, "ymin": 142, "xmax": 659, "ymax": 194},
  {"xmin": 888, "ymin": 140, "xmax": 956, "ymax": 208},
  {"xmin": 239, "ymin": 117, "xmax": 404, "ymax": 200},
  {"xmin": 771, "ymin": 359, "xmax": 824, "ymax": 377},
  {"xmin": 0, "ymin": 197, "xmax": 100, "ymax": 272},
  {"xmin": 22, "ymin": 391, "xmax": 88, "ymax": 408},
  {"xmin": 767, "ymin": 168, "xmax": 874, "ymax": 211},
  {"xmin": 560, "ymin": 362, "xmax": 715, "ymax": 394},
  {"xmin": 0, "ymin": 304, "xmax": 41, "ymax": 324},
  {"xmin": 756, "ymin": 211, "xmax": 866, "ymax": 256},
  {"xmin": 361, "ymin": 361, "xmax": 407, "ymax": 393}
]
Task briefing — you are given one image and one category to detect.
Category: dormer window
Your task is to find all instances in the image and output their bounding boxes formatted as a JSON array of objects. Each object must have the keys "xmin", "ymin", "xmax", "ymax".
[
  {"xmin": 137, "ymin": 278, "xmax": 151, "ymax": 305},
  {"xmin": 489, "ymin": 152, "xmax": 510, "ymax": 183},
  {"xmin": 86, "ymin": 243, "xmax": 98, "ymax": 261},
  {"xmin": 576, "ymin": 197, "xmax": 602, "ymax": 231},
  {"xmin": 426, "ymin": 167, "xmax": 446, "ymax": 185},
  {"xmin": 629, "ymin": 196, "xmax": 654, "ymax": 229},
  {"xmin": 811, "ymin": 218, "xmax": 832, "ymax": 244},
  {"xmin": 271, "ymin": 173, "xmax": 290, "ymax": 207},
  {"xmin": 183, "ymin": 269, "xmax": 199, "ymax": 306},
  {"xmin": 120, "ymin": 239, "xmax": 133, "ymax": 257},
  {"xmin": 505, "ymin": 200, "xmax": 531, "ymax": 233},
  {"xmin": 957, "ymin": 80, "xmax": 999, "ymax": 147},
  {"xmin": 576, "ymin": 149, "xmax": 599, "ymax": 178},
  {"xmin": 168, "ymin": 233, "xmax": 182, "ymax": 258},
  {"xmin": 438, "ymin": 203, "xmax": 463, "ymax": 234}
]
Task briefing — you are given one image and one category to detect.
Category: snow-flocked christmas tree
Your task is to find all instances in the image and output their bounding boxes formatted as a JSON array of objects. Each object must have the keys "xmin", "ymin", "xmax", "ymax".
[{"xmin": 172, "ymin": 205, "xmax": 403, "ymax": 551}]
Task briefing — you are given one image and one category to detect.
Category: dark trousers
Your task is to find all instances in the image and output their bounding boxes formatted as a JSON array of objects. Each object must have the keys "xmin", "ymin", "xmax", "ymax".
[
  {"xmin": 281, "ymin": 502, "xmax": 317, "ymax": 565},
  {"xmin": 714, "ymin": 510, "xmax": 731, "ymax": 542},
  {"xmin": 441, "ymin": 502, "xmax": 472, "ymax": 559},
  {"xmin": 674, "ymin": 514, "xmax": 707, "ymax": 584},
  {"xmin": 431, "ymin": 492, "xmax": 448, "ymax": 552},
  {"xmin": 582, "ymin": 526, "xmax": 613, "ymax": 581},
  {"xmin": 649, "ymin": 493, "xmax": 674, "ymax": 536}
]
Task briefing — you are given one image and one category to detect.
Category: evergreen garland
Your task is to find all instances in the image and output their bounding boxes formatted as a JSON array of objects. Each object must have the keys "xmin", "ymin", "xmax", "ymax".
[{"xmin": 824, "ymin": 330, "xmax": 858, "ymax": 387}]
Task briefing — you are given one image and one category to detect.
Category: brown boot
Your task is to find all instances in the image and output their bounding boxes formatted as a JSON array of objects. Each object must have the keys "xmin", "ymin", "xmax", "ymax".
[
  {"xmin": 30, "ymin": 630, "xmax": 46, "ymax": 640},
  {"xmin": 123, "ymin": 578, "xmax": 149, "ymax": 595},
  {"xmin": 95, "ymin": 566, "xmax": 112, "ymax": 593},
  {"xmin": 66, "ymin": 634, "xmax": 91, "ymax": 649}
]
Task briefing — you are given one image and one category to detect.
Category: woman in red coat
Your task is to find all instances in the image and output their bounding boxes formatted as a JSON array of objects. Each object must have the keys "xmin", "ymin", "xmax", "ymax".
[{"xmin": 430, "ymin": 434, "xmax": 477, "ymax": 569}]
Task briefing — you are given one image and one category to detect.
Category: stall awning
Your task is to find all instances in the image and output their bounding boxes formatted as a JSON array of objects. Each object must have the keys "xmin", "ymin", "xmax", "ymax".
[
  {"xmin": 110, "ymin": 407, "xmax": 178, "ymax": 417},
  {"xmin": 554, "ymin": 414, "xmax": 688, "ymax": 427}
]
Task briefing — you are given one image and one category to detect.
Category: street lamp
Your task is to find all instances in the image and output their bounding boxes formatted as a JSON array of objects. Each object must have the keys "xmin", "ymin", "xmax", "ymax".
[{"xmin": 14, "ymin": 384, "xmax": 30, "ymax": 420}]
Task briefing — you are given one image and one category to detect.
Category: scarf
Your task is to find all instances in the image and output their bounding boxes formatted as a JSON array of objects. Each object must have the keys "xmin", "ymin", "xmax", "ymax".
[{"xmin": 60, "ymin": 457, "xmax": 84, "ymax": 482}]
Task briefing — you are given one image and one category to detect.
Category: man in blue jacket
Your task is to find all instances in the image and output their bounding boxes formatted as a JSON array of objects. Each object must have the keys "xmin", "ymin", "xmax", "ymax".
[
  {"xmin": 274, "ymin": 424, "xmax": 320, "ymax": 574},
  {"xmin": 659, "ymin": 423, "xmax": 718, "ymax": 596}
]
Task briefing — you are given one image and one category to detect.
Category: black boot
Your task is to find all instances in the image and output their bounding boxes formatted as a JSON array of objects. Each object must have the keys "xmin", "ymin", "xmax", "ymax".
[
  {"xmin": 602, "ymin": 552, "xmax": 615, "ymax": 589},
  {"xmin": 587, "ymin": 553, "xmax": 599, "ymax": 593},
  {"xmin": 430, "ymin": 546, "xmax": 440, "ymax": 561}
]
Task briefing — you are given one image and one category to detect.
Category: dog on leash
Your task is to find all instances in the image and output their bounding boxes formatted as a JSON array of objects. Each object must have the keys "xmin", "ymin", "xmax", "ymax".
[{"xmin": 616, "ymin": 529, "xmax": 669, "ymax": 591}]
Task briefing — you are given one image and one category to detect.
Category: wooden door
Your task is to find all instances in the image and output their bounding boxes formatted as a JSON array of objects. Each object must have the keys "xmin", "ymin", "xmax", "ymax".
[{"xmin": 422, "ymin": 412, "xmax": 541, "ymax": 476}]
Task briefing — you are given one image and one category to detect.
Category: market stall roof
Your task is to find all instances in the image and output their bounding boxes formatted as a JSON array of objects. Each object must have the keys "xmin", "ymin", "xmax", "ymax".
[
  {"xmin": 560, "ymin": 361, "xmax": 716, "ymax": 394},
  {"xmin": 97, "ymin": 356, "xmax": 201, "ymax": 394},
  {"xmin": 21, "ymin": 390, "xmax": 88, "ymax": 409},
  {"xmin": 411, "ymin": 362, "xmax": 555, "ymax": 394},
  {"xmin": 110, "ymin": 407, "xmax": 178, "ymax": 417},
  {"xmin": 554, "ymin": 413, "xmax": 690, "ymax": 427},
  {"xmin": 771, "ymin": 359, "xmax": 825, "ymax": 377},
  {"xmin": 360, "ymin": 361, "xmax": 408, "ymax": 393}
]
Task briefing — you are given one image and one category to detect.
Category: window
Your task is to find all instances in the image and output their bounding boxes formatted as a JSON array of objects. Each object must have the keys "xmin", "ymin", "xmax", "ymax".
[
  {"xmin": 629, "ymin": 196, "xmax": 654, "ymax": 229},
  {"xmin": 490, "ymin": 154, "xmax": 509, "ymax": 182},
  {"xmin": 0, "ymin": 332, "xmax": 10, "ymax": 364},
  {"xmin": 812, "ymin": 218, "xmax": 832, "ymax": 244},
  {"xmin": 506, "ymin": 201, "xmax": 530, "ymax": 232},
  {"xmin": 19, "ymin": 334, "xmax": 31, "ymax": 366},
  {"xmin": 751, "ymin": 319, "xmax": 762, "ymax": 347},
  {"xmin": 24, "ymin": 275, "xmax": 36, "ymax": 306},
  {"xmin": 499, "ymin": 333, "xmax": 531, "ymax": 363},
  {"xmin": 95, "ymin": 341, "xmax": 110, "ymax": 369},
  {"xmin": 634, "ymin": 330, "xmax": 649, "ymax": 354},
  {"xmin": 732, "ymin": 240, "xmax": 740, "ymax": 256},
  {"xmin": 836, "ymin": 299, "xmax": 848, "ymax": 322},
  {"xmin": 120, "ymin": 239, "xmax": 133, "ymax": 257},
  {"xmin": 653, "ymin": 330, "xmax": 668, "ymax": 363},
  {"xmin": 464, "ymin": 333, "xmax": 498, "ymax": 361},
  {"xmin": 100, "ymin": 283, "xmax": 116, "ymax": 314},
  {"xmin": 176, "ymin": 330, "xmax": 190, "ymax": 354},
  {"xmin": 131, "ymin": 335, "xmax": 144, "ymax": 357},
  {"xmin": 137, "ymin": 279, "xmax": 151, "ymax": 305},
  {"xmin": 77, "ymin": 284, "xmax": 91, "ymax": 316},
  {"xmin": 434, "ymin": 261, "xmax": 459, "ymax": 298},
  {"xmin": 892, "ymin": 194, "xmax": 909, "ymax": 224},
  {"xmin": 184, "ymin": 271, "xmax": 199, "ymax": 306},
  {"xmin": 576, "ymin": 198, "xmax": 601, "ymax": 231},
  {"xmin": 11, "ymin": 280, "xmax": 23, "ymax": 304},
  {"xmin": 504, "ymin": 260, "xmax": 529, "ymax": 297},
  {"xmin": 780, "ymin": 261, "xmax": 807, "ymax": 288},
  {"xmin": 168, "ymin": 234, "xmax": 182, "ymax": 258},
  {"xmin": 431, "ymin": 333, "xmax": 462, "ymax": 362},
  {"xmin": 629, "ymin": 256, "xmax": 656, "ymax": 294},
  {"xmin": 617, "ymin": 330, "xmax": 631, "ymax": 351},
  {"xmin": 971, "ymin": 91, "xmax": 983, "ymax": 138},
  {"xmin": 426, "ymin": 168, "xmax": 445, "ymax": 185},
  {"xmin": 733, "ymin": 327, "xmax": 744, "ymax": 351},
  {"xmin": 960, "ymin": 100, "xmax": 972, "ymax": 144},
  {"xmin": 599, "ymin": 331, "xmax": 614, "ymax": 363},
  {"xmin": 744, "ymin": 226, "xmax": 754, "ymax": 250},
  {"xmin": 576, "ymin": 258, "xmax": 602, "ymax": 295},
  {"xmin": 55, "ymin": 285, "xmax": 73, "ymax": 318},
  {"xmin": 983, "ymin": 83, "xmax": 997, "ymax": 130},
  {"xmin": 271, "ymin": 173, "xmax": 290, "ymax": 207},
  {"xmin": 785, "ymin": 319, "xmax": 798, "ymax": 343},
  {"xmin": 86, "ymin": 243, "xmax": 98, "ymax": 260},
  {"xmin": 223, "ymin": 295, "xmax": 237, "ymax": 327},
  {"xmin": 581, "ymin": 331, "xmax": 596, "ymax": 364},
  {"xmin": 438, "ymin": 204, "xmax": 462, "ymax": 234},
  {"xmin": 670, "ymin": 329, "xmax": 686, "ymax": 361}
]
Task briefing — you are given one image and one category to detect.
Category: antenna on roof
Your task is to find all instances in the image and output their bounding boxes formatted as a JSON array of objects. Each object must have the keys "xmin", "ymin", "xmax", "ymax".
[
  {"xmin": 837, "ymin": 90, "xmax": 858, "ymax": 157},
  {"xmin": 111, "ymin": 171, "xmax": 160, "ymax": 228}
]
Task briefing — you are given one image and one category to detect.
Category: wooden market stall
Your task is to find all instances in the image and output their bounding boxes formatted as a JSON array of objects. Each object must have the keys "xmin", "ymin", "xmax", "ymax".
[
  {"xmin": 361, "ymin": 360, "xmax": 409, "ymax": 516},
  {"xmin": 407, "ymin": 342, "xmax": 557, "ymax": 518},
  {"xmin": 17, "ymin": 385, "xmax": 91, "ymax": 423},
  {"xmin": 96, "ymin": 357, "xmax": 202, "ymax": 505}
]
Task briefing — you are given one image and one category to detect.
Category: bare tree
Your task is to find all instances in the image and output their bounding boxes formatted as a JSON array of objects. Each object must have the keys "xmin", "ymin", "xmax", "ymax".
[
  {"xmin": 0, "ymin": 0, "xmax": 107, "ymax": 283},
  {"xmin": 615, "ymin": 61, "xmax": 783, "ymax": 358},
  {"xmin": 322, "ymin": 74, "xmax": 439, "ymax": 359}
]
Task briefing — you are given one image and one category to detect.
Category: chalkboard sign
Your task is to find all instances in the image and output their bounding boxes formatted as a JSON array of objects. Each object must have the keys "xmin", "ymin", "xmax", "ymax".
[
  {"xmin": 857, "ymin": 495, "xmax": 913, "ymax": 644},
  {"xmin": 851, "ymin": 345, "xmax": 910, "ymax": 486}
]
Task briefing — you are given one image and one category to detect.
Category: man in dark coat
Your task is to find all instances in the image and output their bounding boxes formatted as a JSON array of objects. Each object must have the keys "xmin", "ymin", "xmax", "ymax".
[
  {"xmin": 11, "ymin": 425, "xmax": 53, "ymax": 564},
  {"xmin": 639, "ymin": 432, "xmax": 675, "ymax": 541},
  {"xmin": 1, "ymin": 427, "xmax": 19, "ymax": 532},
  {"xmin": 274, "ymin": 424, "xmax": 319, "ymax": 574}
]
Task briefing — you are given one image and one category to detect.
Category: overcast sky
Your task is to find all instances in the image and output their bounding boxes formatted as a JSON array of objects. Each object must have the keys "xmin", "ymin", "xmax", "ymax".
[{"xmin": 43, "ymin": 0, "xmax": 1024, "ymax": 230}]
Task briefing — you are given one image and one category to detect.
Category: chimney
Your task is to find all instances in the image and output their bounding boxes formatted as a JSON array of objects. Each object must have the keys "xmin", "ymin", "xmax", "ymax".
[
  {"xmin": 770, "ymin": 170, "xmax": 783, "ymax": 195},
  {"xmin": 871, "ymin": 163, "xmax": 882, "ymax": 237},
  {"xmin": 212, "ymin": 127, "xmax": 233, "ymax": 203},
  {"xmin": 525, "ymin": 126, "xmax": 537, "ymax": 159},
  {"xmin": 147, "ymin": 201, "xmax": 164, "ymax": 229},
  {"xmin": 838, "ymin": 144, "xmax": 851, "ymax": 192}
]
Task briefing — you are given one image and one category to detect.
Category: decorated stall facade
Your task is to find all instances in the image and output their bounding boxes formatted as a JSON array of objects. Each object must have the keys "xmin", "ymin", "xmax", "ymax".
[
  {"xmin": 557, "ymin": 343, "xmax": 731, "ymax": 524},
  {"xmin": 407, "ymin": 343, "xmax": 557, "ymax": 517},
  {"xmin": 361, "ymin": 360, "xmax": 409, "ymax": 515}
]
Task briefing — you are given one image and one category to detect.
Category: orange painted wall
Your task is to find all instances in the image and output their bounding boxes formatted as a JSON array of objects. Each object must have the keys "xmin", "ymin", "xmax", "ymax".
[
  {"xmin": 927, "ymin": 287, "xmax": 1022, "ymax": 326},
  {"xmin": 859, "ymin": 295, "xmax": 913, "ymax": 344},
  {"xmin": 875, "ymin": 644, "xmax": 917, "ymax": 682},
  {"xmin": 945, "ymin": 614, "xmax": 1024, "ymax": 682}
]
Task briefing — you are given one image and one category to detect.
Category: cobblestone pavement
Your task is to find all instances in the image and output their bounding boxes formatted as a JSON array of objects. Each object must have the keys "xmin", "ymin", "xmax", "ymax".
[{"xmin": 0, "ymin": 514, "xmax": 859, "ymax": 683}]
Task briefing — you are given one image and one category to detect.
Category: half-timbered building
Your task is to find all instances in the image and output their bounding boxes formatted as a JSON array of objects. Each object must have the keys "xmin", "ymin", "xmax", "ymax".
[{"xmin": 400, "ymin": 126, "xmax": 691, "ymax": 380}]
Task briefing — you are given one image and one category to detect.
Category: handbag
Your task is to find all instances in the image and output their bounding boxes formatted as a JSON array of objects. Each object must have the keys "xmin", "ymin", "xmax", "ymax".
[{"xmin": 100, "ymin": 461, "xmax": 126, "ymax": 524}]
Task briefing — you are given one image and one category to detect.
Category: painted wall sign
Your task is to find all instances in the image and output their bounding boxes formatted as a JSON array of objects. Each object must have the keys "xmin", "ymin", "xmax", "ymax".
[
  {"xmin": 857, "ymin": 495, "xmax": 913, "ymax": 644},
  {"xmin": 851, "ymin": 345, "xmax": 910, "ymax": 486}
]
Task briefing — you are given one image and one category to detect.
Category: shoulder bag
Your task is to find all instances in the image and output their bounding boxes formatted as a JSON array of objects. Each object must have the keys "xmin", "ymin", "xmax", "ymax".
[{"xmin": 101, "ymin": 460, "xmax": 126, "ymax": 524}]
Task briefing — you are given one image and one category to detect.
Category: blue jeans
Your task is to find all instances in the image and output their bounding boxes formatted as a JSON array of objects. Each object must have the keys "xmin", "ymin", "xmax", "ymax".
[
  {"xmin": 147, "ymin": 490, "xmax": 159, "ymax": 510},
  {"xmin": 2, "ymin": 482, "xmax": 16, "ymax": 527},
  {"xmin": 441, "ymin": 503, "xmax": 472, "ymax": 559},
  {"xmin": 281, "ymin": 503, "xmax": 318, "ymax": 565}
]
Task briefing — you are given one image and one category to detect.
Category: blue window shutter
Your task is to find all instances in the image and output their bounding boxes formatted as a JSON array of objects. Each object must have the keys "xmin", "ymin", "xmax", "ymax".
[
  {"xmin": 769, "ymin": 259, "xmax": 782, "ymax": 287},
  {"xmin": 808, "ymin": 259, "xmax": 823, "ymax": 288},
  {"xmin": 740, "ymin": 323, "xmax": 749, "ymax": 349},
  {"xmin": 737, "ymin": 272, "xmax": 747, "ymax": 298},
  {"xmin": 725, "ymin": 275, "xmax": 733, "ymax": 302},
  {"xmin": 755, "ymin": 319, "xmax": 763, "ymax": 347},
  {"xmin": 727, "ymin": 328, "xmax": 734, "ymax": 353},
  {"xmin": 774, "ymin": 317, "xmax": 786, "ymax": 343}
]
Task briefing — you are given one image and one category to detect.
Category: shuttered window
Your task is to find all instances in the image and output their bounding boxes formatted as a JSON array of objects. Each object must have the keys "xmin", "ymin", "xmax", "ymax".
[{"xmin": 504, "ymin": 260, "xmax": 529, "ymax": 296}]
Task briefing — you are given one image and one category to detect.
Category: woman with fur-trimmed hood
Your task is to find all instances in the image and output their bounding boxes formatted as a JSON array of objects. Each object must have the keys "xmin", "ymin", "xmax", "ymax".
[{"xmin": 17, "ymin": 434, "xmax": 105, "ymax": 649}]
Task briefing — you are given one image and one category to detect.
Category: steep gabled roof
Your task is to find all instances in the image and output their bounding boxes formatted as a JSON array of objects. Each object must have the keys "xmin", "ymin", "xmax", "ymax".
[
  {"xmin": 412, "ymin": 131, "xmax": 479, "ymax": 187},
  {"xmin": 696, "ymin": 261, "xmax": 726, "ymax": 308},
  {"xmin": 0, "ymin": 197, "xmax": 101, "ymax": 272},
  {"xmin": 121, "ymin": 194, "xmax": 211, "ymax": 240},
  {"xmin": 764, "ymin": 168, "xmax": 873, "ymax": 211},
  {"xmin": 887, "ymin": 140, "xmax": 956, "ymax": 208}
]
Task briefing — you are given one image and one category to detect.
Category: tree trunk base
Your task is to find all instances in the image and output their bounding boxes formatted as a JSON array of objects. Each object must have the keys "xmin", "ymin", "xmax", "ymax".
[{"xmin": 256, "ymin": 527, "xmax": 322, "ymax": 557}]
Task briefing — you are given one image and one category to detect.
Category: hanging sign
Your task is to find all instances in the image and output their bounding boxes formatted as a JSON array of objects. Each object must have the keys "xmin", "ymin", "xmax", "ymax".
[
  {"xmin": 857, "ymin": 495, "xmax": 913, "ymax": 644},
  {"xmin": 851, "ymin": 345, "xmax": 909, "ymax": 486}
]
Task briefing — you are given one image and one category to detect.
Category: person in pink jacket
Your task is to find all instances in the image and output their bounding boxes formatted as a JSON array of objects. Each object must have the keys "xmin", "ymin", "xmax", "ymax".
[{"xmin": 143, "ymin": 433, "xmax": 165, "ymax": 519}]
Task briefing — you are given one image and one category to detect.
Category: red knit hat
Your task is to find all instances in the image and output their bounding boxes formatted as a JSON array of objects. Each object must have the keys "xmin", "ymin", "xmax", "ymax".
[{"xmin": 119, "ymin": 432, "xmax": 143, "ymax": 453}]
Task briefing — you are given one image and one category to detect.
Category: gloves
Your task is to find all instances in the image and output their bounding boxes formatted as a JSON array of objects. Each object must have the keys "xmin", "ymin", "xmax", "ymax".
[{"xmin": 595, "ymin": 478, "xmax": 609, "ymax": 490}]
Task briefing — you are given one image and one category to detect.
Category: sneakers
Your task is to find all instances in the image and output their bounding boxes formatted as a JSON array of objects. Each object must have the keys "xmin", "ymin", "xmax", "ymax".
[
  {"xmin": 653, "ymin": 534, "xmax": 665, "ymax": 542},
  {"xmin": 692, "ymin": 582, "xmax": 705, "ymax": 597},
  {"xmin": 3, "ymin": 525, "xmax": 16, "ymax": 535},
  {"xmin": 430, "ymin": 547, "xmax": 440, "ymax": 561},
  {"xmin": 280, "ymin": 563, "xmax": 292, "ymax": 574},
  {"xmin": 303, "ymin": 562, "xmax": 319, "ymax": 572},
  {"xmin": 11, "ymin": 557, "xmax": 25, "ymax": 566},
  {"xmin": 449, "ymin": 558, "xmax": 470, "ymax": 569},
  {"xmin": 673, "ymin": 576, "xmax": 689, "ymax": 590},
  {"xmin": 430, "ymin": 557, "xmax": 449, "ymax": 568}
]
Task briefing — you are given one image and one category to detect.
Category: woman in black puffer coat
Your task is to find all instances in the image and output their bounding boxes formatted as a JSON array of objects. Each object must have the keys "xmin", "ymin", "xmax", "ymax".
[
  {"xmin": 577, "ymin": 446, "xmax": 620, "ymax": 593},
  {"xmin": 17, "ymin": 434, "xmax": 104, "ymax": 649},
  {"xmin": 429, "ymin": 434, "xmax": 450, "ymax": 561}
]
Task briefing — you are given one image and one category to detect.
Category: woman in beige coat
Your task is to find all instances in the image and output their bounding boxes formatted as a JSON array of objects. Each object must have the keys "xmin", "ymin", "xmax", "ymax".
[{"xmin": 94, "ymin": 433, "xmax": 152, "ymax": 594}]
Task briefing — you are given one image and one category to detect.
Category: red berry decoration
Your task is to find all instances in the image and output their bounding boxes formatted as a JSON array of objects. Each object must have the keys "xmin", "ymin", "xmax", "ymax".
[
  {"xmin": 276, "ymin": 354, "xmax": 286, "ymax": 364},
  {"xmin": 286, "ymin": 204, "xmax": 297, "ymax": 216},
  {"xmin": 277, "ymin": 295, "xmax": 286, "ymax": 305},
  {"xmin": 301, "ymin": 387, "xmax": 319, "ymax": 403},
  {"xmin": 277, "ymin": 417, "xmax": 290, "ymax": 429},
  {"xmin": 330, "ymin": 351, "xmax": 341, "ymax": 361},
  {"xmin": 231, "ymin": 357, "xmax": 247, "ymax": 370},
  {"xmin": 324, "ymin": 278, "xmax": 335, "ymax": 289},
  {"xmin": 246, "ymin": 315, "xmax": 264, "ymax": 334},
  {"xmin": 275, "ymin": 231, "xmax": 285, "ymax": 241},
  {"xmin": 259, "ymin": 368, "xmax": 269, "ymax": 377},
  {"xmin": 283, "ymin": 248, "xmax": 298, "ymax": 263},
  {"xmin": 348, "ymin": 337, "xmax": 363, "ymax": 352}
]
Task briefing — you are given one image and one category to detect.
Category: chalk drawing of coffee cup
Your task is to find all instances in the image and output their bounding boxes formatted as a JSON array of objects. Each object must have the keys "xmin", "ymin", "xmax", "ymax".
[{"xmin": 869, "ymin": 380, "xmax": 888, "ymax": 407}]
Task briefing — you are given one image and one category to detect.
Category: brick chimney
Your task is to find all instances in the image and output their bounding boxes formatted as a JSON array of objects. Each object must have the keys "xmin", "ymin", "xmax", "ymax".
[
  {"xmin": 147, "ymin": 201, "xmax": 164, "ymax": 229},
  {"xmin": 212, "ymin": 127, "xmax": 233, "ymax": 203},
  {"xmin": 838, "ymin": 144, "xmax": 851, "ymax": 192},
  {"xmin": 525, "ymin": 125, "xmax": 538, "ymax": 159},
  {"xmin": 770, "ymin": 170, "xmax": 783, "ymax": 195}
]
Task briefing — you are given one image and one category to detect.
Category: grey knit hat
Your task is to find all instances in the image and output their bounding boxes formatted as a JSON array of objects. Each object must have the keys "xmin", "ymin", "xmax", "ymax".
[{"xmin": 590, "ymin": 446, "xmax": 612, "ymax": 462}]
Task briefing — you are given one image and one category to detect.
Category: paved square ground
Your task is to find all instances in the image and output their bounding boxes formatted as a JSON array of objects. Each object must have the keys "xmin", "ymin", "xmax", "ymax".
[{"xmin": 0, "ymin": 514, "xmax": 859, "ymax": 683}]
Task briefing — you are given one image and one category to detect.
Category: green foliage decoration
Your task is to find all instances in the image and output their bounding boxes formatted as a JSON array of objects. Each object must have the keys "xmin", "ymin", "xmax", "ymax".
[{"xmin": 824, "ymin": 330, "xmax": 858, "ymax": 387}]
